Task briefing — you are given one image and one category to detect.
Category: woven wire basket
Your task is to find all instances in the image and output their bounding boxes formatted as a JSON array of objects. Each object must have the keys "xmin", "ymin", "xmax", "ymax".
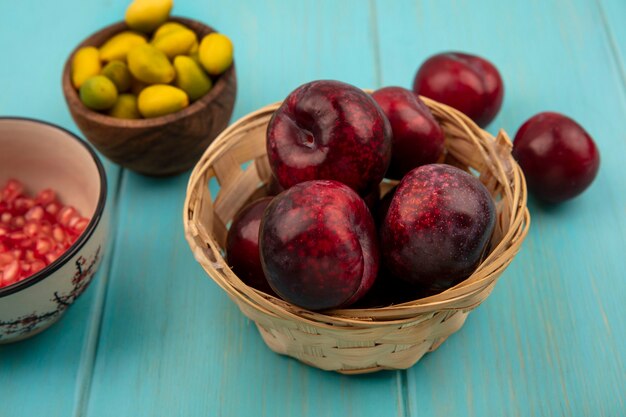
[{"xmin": 183, "ymin": 97, "xmax": 530, "ymax": 374}]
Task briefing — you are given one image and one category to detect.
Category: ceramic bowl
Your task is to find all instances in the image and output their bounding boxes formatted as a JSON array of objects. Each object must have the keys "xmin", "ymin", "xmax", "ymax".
[
  {"xmin": 0, "ymin": 118, "xmax": 107, "ymax": 343},
  {"xmin": 62, "ymin": 17, "xmax": 237, "ymax": 176}
]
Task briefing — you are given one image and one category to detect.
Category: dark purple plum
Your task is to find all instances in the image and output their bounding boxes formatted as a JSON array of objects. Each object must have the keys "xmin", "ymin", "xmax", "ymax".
[
  {"xmin": 362, "ymin": 185, "xmax": 380, "ymax": 214},
  {"xmin": 513, "ymin": 112, "xmax": 600, "ymax": 203},
  {"xmin": 352, "ymin": 265, "xmax": 434, "ymax": 308},
  {"xmin": 413, "ymin": 52, "xmax": 504, "ymax": 127},
  {"xmin": 260, "ymin": 180, "xmax": 379, "ymax": 310},
  {"xmin": 372, "ymin": 86, "xmax": 445, "ymax": 179},
  {"xmin": 381, "ymin": 164, "xmax": 496, "ymax": 291},
  {"xmin": 226, "ymin": 197, "xmax": 275, "ymax": 295},
  {"xmin": 376, "ymin": 186, "xmax": 397, "ymax": 226},
  {"xmin": 266, "ymin": 80, "xmax": 392, "ymax": 196},
  {"xmin": 266, "ymin": 176, "xmax": 285, "ymax": 196}
]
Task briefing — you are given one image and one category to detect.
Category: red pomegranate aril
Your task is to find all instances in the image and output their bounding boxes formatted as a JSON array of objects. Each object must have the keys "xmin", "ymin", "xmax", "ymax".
[
  {"xmin": 23, "ymin": 221, "xmax": 40, "ymax": 237},
  {"xmin": 35, "ymin": 237, "xmax": 53, "ymax": 256},
  {"xmin": 19, "ymin": 238, "xmax": 34, "ymax": 249},
  {"xmin": 25, "ymin": 249, "xmax": 36, "ymax": 262},
  {"xmin": 0, "ymin": 253, "xmax": 14, "ymax": 267},
  {"xmin": 2, "ymin": 180, "xmax": 23, "ymax": 203},
  {"xmin": 68, "ymin": 215, "xmax": 81, "ymax": 229},
  {"xmin": 35, "ymin": 189, "xmax": 56, "ymax": 205},
  {"xmin": 1, "ymin": 260, "xmax": 19, "ymax": 285},
  {"xmin": 25, "ymin": 206, "xmax": 44, "ymax": 221},
  {"xmin": 73, "ymin": 218, "xmax": 89, "ymax": 234},
  {"xmin": 0, "ymin": 179, "xmax": 91, "ymax": 288},
  {"xmin": 14, "ymin": 197, "xmax": 35, "ymax": 213},
  {"xmin": 30, "ymin": 259, "xmax": 46, "ymax": 274},
  {"xmin": 52, "ymin": 226, "xmax": 66, "ymax": 243},
  {"xmin": 40, "ymin": 222, "xmax": 52, "ymax": 235},
  {"xmin": 1, "ymin": 212, "xmax": 11, "ymax": 224},
  {"xmin": 45, "ymin": 202, "xmax": 60, "ymax": 217},
  {"xmin": 8, "ymin": 231, "xmax": 27, "ymax": 242},
  {"xmin": 10, "ymin": 216, "xmax": 25, "ymax": 229},
  {"xmin": 45, "ymin": 251, "xmax": 64, "ymax": 265},
  {"xmin": 58, "ymin": 206, "xmax": 77, "ymax": 226}
]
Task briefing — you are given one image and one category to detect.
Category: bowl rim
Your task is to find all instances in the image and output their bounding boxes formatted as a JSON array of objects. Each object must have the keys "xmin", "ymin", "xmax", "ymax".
[
  {"xmin": 61, "ymin": 16, "xmax": 236, "ymax": 128},
  {"xmin": 0, "ymin": 117, "xmax": 108, "ymax": 298}
]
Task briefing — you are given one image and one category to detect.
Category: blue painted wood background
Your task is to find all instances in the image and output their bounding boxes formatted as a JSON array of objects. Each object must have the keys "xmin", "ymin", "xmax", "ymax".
[{"xmin": 1, "ymin": 0, "xmax": 625, "ymax": 416}]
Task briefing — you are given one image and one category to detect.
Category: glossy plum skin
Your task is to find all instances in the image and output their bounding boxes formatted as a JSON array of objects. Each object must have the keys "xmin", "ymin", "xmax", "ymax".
[
  {"xmin": 413, "ymin": 52, "xmax": 504, "ymax": 127},
  {"xmin": 381, "ymin": 164, "xmax": 496, "ymax": 291},
  {"xmin": 372, "ymin": 87, "xmax": 445, "ymax": 179},
  {"xmin": 226, "ymin": 197, "xmax": 275, "ymax": 295},
  {"xmin": 266, "ymin": 80, "xmax": 392, "ymax": 195},
  {"xmin": 513, "ymin": 112, "xmax": 600, "ymax": 203},
  {"xmin": 259, "ymin": 180, "xmax": 379, "ymax": 310}
]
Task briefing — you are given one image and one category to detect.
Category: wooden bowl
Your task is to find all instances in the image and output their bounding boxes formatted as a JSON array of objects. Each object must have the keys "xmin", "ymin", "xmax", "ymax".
[{"xmin": 62, "ymin": 17, "xmax": 237, "ymax": 176}]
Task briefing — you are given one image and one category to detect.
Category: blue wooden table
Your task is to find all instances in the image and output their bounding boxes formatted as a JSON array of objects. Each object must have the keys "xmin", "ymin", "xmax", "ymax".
[{"xmin": 1, "ymin": 1, "xmax": 625, "ymax": 416}]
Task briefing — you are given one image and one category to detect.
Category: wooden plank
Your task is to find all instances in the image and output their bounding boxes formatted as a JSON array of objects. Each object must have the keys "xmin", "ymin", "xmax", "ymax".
[
  {"xmin": 375, "ymin": 0, "xmax": 626, "ymax": 415},
  {"xmin": 0, "ymin": 2, "xmax": 124, "ymax": 416},
  {"xmin": 598, "ymin": 0, "xmax": 626, "ymax": 97},
  {"xmin": 84, "ymin": 1, "xmax": 405, "ymax": 416}
]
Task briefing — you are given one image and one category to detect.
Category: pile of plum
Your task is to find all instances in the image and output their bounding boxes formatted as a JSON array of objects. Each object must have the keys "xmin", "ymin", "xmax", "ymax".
[{"xmin": 225, "ymin": 53, "xmax": 600, "ymax": 311}]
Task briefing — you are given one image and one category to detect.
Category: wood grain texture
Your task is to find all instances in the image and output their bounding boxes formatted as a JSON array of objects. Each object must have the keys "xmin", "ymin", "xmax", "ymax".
[
  {"xmin": 1, "ymin": 0, "xmax": 625, "ymax": 416},
  {"xmin": 375, "ymin": 0, "xmax": 626, "ymax": 415},
  {"xmin": 598, "ymin": 0, "xmax": 626, "ymax": 94},
  {"xmin": 62, "ymin": 17, "xmax": 237, "ymax": 177}
]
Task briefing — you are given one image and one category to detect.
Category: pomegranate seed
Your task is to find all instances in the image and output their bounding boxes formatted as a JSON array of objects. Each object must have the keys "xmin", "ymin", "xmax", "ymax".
[
  {"xmin": 0, "ymin": 179, "xmax": 90, "ymax": 288},
  {"xmin": 45, "ymin": 202, "xmax": 60, "ymax": 217},
  {"xmin": 58, "ymin": 206, "xmax": 77, "ymax": 226},
  {"xmin": 73, "ymin": 218, "xmax": 90, "ymax": 234},
  {"xmin": 35, "ymin": 189, "xmax": 56, "ymax": 205},
  {"xmin": 31, "ymin": 259, "xmax": 46, "ymax": 274},
  {"xmin": 19, "ymin": 238, "xmax": 33, "ymax": 249},
  {"xmin": 68, "ymin": 216, "xmax": 80, "ymax": 229},
  {"xmin": 0, "ymin": 252, "xmax": 14, "ymax": 266},
  {"xmin": 2, "ymin": 179, "xmax": 24, "ymax": 203},
  {"xmin": 10, "ymin": 216, "xmax": 25, "ymax": 228},
  {"xmin": 14, "ymin": 197, "xmax": 35, "ymax": 213},
  {"xmin": 35, "ymin": 237, "xmax": 53, "ymax": 255},
  {"xmin": 8, "ymin": 231, "xmax": 26, "ymax": 242},
  {"xmin": 45, "ymin": 252, "xmax": 60, "ymax": 264},
  {"xmin": 25, "ymin": 249, "xmax": 36, "ymax": 262},
  {"xmin": 25, "ymin": 206, "xmax": 44, "ymax": 221},
  {"xmin": 52, "ymin": 226, "xmax": 66, "ymax": 243},
  {"xmin": 23, "ymin": 221, "xmax": 40, "ymax": 237},
  {"xmin": 40, "ymin": 222, "xmax": 52, "ymax": 235},
  {"xmin": 1, "ymin": 260, "xmax": 19, "ymax": 285}
]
